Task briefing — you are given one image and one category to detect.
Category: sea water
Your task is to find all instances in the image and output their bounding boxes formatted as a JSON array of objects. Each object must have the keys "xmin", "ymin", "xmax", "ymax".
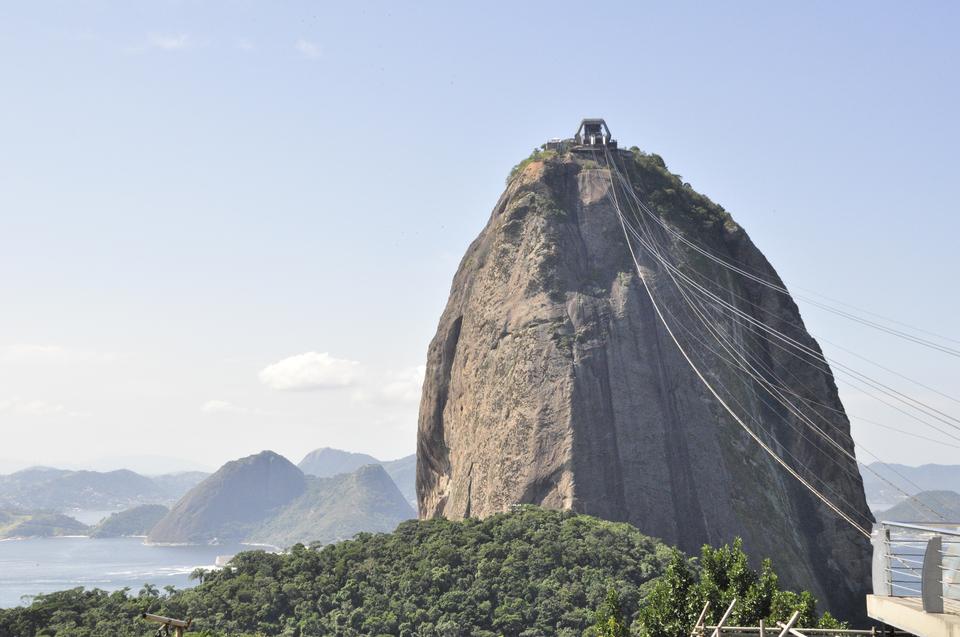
[{"xmin": 0, "ymin": 536, "xmax": 250, "ymax": 608}]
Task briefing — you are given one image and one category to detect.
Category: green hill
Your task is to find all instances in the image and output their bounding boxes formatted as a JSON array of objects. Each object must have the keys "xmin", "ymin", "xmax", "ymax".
[
  {"xmin": 297, "ymin": 447, "xmax": 380, "ymax": 478},
  {"xmin": 90, "ymin": 504, "xmax": 169, "ymax": 538},
  {"xmin": 0, "ymin": 511, "xmax": 88, "ymax": 539},
  {"xmin": 878, "ymin": 490, "xmax": 960, "ymax": 522},
  {"xmin": 148, "ymin": 451, "xmax": 306, "ymax": 544},
  {"xmin": 0, "ymin": 507, "xmax": 673, "ymax": 635},
  {"xmin": 381, "ymin": 454, "xmax": 416, "ymax": 507},
  {"xmin": 298, "ymin": 448, "xmax": 417, "ymax": 509},
  {"xmin": 149, "ymin": 472, "xmax": 210, "ymax": 501},
  {"xmin": 0, "ymin": 467, "xmax": 162, "ymax": 510},
  {"xmin": 248, "ymin": 464, "xmax": 414, "ymax": 547},
  {"xmin": 0, "ymin": 466, "xmax": 208, "ymax": 511},
  {"xmin": 861, "ymin": 463, "xmax": 960, "ymax": 511}
]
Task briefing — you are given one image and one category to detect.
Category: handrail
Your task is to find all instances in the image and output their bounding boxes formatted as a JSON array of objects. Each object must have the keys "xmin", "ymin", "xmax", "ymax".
[
  {"xmin": 872, "ymin": 521, "xmax": 960, "ymax": 614},
  {"xmin": 880, "ymin": 521, "xmax": 960, "ymax": 538}
]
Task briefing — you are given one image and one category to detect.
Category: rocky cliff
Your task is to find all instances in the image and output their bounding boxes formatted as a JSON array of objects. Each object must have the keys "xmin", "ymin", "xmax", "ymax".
[{"xmin": 416, "ymin": 147, "xmax": 873, "ymax": 618}]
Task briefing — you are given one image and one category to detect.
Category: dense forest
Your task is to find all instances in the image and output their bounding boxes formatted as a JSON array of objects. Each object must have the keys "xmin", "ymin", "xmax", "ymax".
[{"xmin": 0, "ymin": 507, "xmax": 839, "ymax": 637}]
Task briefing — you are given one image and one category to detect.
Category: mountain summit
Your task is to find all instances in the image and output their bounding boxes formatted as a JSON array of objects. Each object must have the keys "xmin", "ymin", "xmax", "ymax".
[
  {"xmin": 416, "ymin": 138, "xmax": 872, "ymax": 618},
  {"xmin": 147, "ymin": 450, "xmax": 414, "ymax": 547},
  {"xmin": 148, "ymin": 450, "xmax": 305, "ymax": 544}
]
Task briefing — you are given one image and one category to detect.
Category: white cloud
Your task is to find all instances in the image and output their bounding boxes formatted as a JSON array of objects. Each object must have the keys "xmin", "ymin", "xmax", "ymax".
[
  {"xmin": 201, "ymin": 400, "xmax": 251, "ymax": 415},
  {"xmin": 127, "ymin": 33, "xmax": 190, "ymax": 53},
  {"xmin": 146, "ymin": 33, "xmax": 190, "ymax": 51},
  {"xmin": 236, "ymin": 37, "xmax": 255, "ymax": 51},
  {"xmin": 295, "ymin": 38, "xmax": 321, "ymax": 59},
  {"xmin": 380, "ymin": 365, "xmax": 426, "ymax": 403},
  {"xmin": 259, "ymin": 352, "xmax": 361, "ymax": 391},
  {"xmin": 0, "ymin": 398, "xmax": 76, "ymax": 417},
  {"xmin": 5, "ymin": 344, "xmax": 66, "ymax": 357}
]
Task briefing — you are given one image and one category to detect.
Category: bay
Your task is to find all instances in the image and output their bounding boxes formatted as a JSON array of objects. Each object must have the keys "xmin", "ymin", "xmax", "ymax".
[{"xmin": 0, "ymin": 536, "xmax": 250, "ymax": 608}]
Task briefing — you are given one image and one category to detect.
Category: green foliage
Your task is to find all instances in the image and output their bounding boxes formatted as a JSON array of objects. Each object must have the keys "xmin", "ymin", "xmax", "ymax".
[
  {"xmin": 90, "ymin": 505, "xmax": 168, "ymax": 538},
  {"xmin": 507, "ymin": 148, "xmax": 557, "ymax": 184},
  {"xmin": 0, "ymin": 507, "xmax": 673, "ymax": 637},
  {"xmin": 623, "ymin": 148, "xmax": 733, "ymax": 236},
  {"xmin": 0, "ymin": 511, "xmax": 89, "ymax": 539},
  {"xmin": 635, "ymin": 539, "xmax": 844, "ymax": 637},
  {"xmin": 592, "ymin": 589, "xmax": 628, "ymax": 637},
  {"xmin": 0, "ymin": 514, "xmax": 838, "ymax": 637},
  {"xmin": 246, "ymin": 465, "xmax": 414, "ymax": 548}
]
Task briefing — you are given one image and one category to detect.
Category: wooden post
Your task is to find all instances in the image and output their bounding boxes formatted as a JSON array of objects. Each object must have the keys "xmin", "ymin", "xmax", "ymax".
[
  {"xmin": 776, "ymin": 611, "xmax": 800, "ymax": 637},
  {"xmin": 711, "ymin": 598, "xmax": 738, "ymax": 637},
  {"xmin": 141, "ymin": 613, "xmax": 191, "ymax": 636},
  {"xmin": 691, "ymin": 601, "xmax": 711, "ymax": 637},
  {"xmin": 759, "ymin": 619, "xmax": 766, "ymax": 637}
]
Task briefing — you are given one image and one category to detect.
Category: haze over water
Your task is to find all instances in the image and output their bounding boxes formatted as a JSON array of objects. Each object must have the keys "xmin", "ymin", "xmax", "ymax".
[{"xmin": 0, "ymin": 537, "xmax": 245, "ymax": 608}]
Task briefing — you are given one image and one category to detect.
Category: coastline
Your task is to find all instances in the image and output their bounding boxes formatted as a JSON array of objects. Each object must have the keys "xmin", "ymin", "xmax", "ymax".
[{"xmin": 0, "ymin": 534, "xmax": 91, "ymax": 542}]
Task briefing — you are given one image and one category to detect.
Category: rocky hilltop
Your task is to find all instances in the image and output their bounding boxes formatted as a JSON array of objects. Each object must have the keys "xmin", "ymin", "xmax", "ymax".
[
  {"xmin": 148, "ymin": 450, "xmax": 306, "ymax": 544},
  {"xmin": 298, "ymin": 447, "xmax": 381, "ymax": 478},
  {"xmin": 299, "ymin": 448, "xmax": 417, "ymax": 508},
  {"xmin": 417, "ymin": 145, "xmax": 873, "ymax": 618},
  {"xmin": 249, "ymin": 464, "xmax": 414, "ymax": 547},
  {"xmin": 149, "ymin": 451, "xmax": 414, "ymax": 547}
]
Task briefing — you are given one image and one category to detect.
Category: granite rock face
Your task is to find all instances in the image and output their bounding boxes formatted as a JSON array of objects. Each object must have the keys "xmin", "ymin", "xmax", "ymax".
[{"xmin": 416, "ymin": 149, "xmax": 873, "ymax": 619}]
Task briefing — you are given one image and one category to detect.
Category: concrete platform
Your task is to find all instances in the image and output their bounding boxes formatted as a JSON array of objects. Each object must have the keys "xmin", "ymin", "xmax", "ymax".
[{"xmin": 867, "ymin": 595, "xmax": 960, "ymax": 637}]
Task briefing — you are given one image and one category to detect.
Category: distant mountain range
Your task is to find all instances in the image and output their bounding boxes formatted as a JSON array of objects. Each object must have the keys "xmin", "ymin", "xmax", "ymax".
[
  {"xmin": 0, "ymin": 467, "xmax": 208, "ymax": 511},
  {"xmin": 0, "ymin": 447, "xmax": 417, "ymax": 545},
  {"xmin": 248, "ymin": 464, "xmax": 414, "ymax": 547},
  {"xmin": 0, "ymin": 504, "xmax": 171, "ymax": 540},
  {"xmin": 860, "ymin": 462, "xmax": 960, "ymax": 512},
  {"xmin": 148, "ymin": 451, "xmax": 308, "ymax": 544},
  {"xmin": 298, "ymin": 448, "xmax": 380, "ymax": 477},
  {"xmin": 877, "ymin": 490, "xmax": 960, "ymax": 522},
  {"xmin": 3, "ymin": 452, "xmax": 956, "ymax": 543},
  {"xmin": 149, "ymin": 450, "xmax": 414, "ymax": 547},
  {"xmin": 297, "ymin": 447, "xmax": 416, "ymax": 507}
]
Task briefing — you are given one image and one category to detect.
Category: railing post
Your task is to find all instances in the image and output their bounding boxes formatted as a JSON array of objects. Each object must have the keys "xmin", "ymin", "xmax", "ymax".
[
  {"xmin": 691, "ymin": 601, "xmax": 710, "ymax": 637},
  {"xmin": 776, "ymin": 611, "xmax": 800, "ymax": 637},
  {"xmin": 921, "ymin": 535, "xmax": 944, "ymax": 613},
  {"xmin": 711, "ymin": 599, "xmax": 737, "ymax": 637},
  {"xmin": 872, "ymin": 525, "xmax": 892, "ymax": 596}
]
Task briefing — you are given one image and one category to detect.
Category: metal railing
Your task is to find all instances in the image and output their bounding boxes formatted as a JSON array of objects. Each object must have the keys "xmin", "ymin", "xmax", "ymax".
[{"xmin": 872, "ymin": 521, "xmax": 960, "ymax": 614}]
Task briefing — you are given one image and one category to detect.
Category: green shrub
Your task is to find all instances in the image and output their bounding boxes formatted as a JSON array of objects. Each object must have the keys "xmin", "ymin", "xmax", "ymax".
[
  {"xmin": 635, "ymin": 539, "xmax": 843, "ymax": 637},
  {"xmin": 507, "ymin": 148, "xmax": 557, "ymax": 184}
]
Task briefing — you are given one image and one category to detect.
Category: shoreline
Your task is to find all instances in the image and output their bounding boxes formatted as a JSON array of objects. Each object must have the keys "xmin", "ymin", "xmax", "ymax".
[
  {"xmin": 0, "ymin": 534, "xmax": 91, "ymax": 542},
  {"xmin": 2, "ymin": 535, "xmax": 282, "ymax": 552}
]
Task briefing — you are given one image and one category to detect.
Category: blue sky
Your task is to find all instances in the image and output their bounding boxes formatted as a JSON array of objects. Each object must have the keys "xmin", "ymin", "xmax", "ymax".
[{"xmin": 0, "ymin": 1, "xmax": 958, "ymax": 472}]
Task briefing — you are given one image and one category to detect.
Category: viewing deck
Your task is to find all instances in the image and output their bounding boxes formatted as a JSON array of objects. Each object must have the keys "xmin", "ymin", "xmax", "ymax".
[{"xmin": 869, "ymin": 522, "xmax": 960, "ymax": 637}]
